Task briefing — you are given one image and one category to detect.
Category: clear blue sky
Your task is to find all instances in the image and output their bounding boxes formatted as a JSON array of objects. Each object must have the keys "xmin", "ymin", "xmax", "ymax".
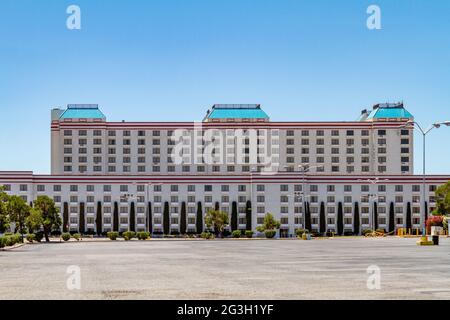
[{"xmin": 0, "ymin": 0, "xmax": 449, "ymax": 174}]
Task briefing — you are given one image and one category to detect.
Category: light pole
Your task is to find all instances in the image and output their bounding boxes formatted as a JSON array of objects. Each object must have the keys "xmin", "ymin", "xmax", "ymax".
[
  {"xmin": 359, "ymin": 178, "xmax": 388, "ymax": 232},
  {"xmin": 400, "ymin": 120, "xmax": 450, "ymax": 233}
]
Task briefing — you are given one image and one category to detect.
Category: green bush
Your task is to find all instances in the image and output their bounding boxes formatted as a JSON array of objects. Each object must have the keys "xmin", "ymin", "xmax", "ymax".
[
  {"xmin": 1, "ymin": 234, "xmax": 21, "ymax": 247},
  {"xmin": 0, "ymin": 237, "xmax": 6, "ymax": 248},
  {"xmin": 73, "ymin": 233, "xmax": 81, "ymax": 241},
  {"xmin": 362, "ymin": 229, "xmax": 373, "ymax": 236},
  {"xmin": 137, "ymin": 231, "xmax": 150, "ymax": 240},
  {"xmin": 123, "ymin": 231, "xmax": 136, "ymax": 241},
  {"xmin": 26, "ymin": 234, "xmax": 36, "ymax": 243},
  {"xmin": 375, "ymin": 228, "xmax": 386, "ymax": 234},
  {"xmin": 264, "ymin": 230, "xmax": 277, "ymax": 239},
  {"xmin": 295, "ymin": 229, "xmax": 306, "ymax": 237},
  {"xmin": 34, "ymin": 231, "xmax": 44, "ymax": 242},
  {"xmin": 107, "ymin": 231, "xmax": 119, "ymax": 240},
  {"xmin": 232, "ymin": 230, "xmax": 241, "ymax": 238},
  {"xmin": 245, "ymin": 230, "xmax": 254, "ymax": 238},
  {"xmin": 200, "ymin": 232, "xmax": 215, "ymax": 240},
  {"xmin": 62, "ymin": 233, "xmax": 71, "ymax": 241}
]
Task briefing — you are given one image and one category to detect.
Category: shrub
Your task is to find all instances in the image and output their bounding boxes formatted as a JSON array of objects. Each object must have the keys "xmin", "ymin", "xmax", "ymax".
[
  {"xmin": 232, "ymin": 230, "xmax": 241, "ymax": 238},
  {"xmin": 295, "ymin": 229, "xmax": 306, "ymax": 237},
  {"xmin": 200, "ymin": 232, "xmax": 215, "ymax": 240},
  {"xmin": 0, "ymin": 237, "xmax": 5, "ymax": 248},
  {"xmin": 264, "ymin": 230, "xmax": 277, "ymax": 239},
  {"xmin": 137, "ymin": 231, "xmax": 150, "ymax": 240},
  {"xmin": 245, "ymin": 230, "xmax": 254, "ymax": 238},
  {"xmin": 375, "ymin": 228, "xmax": 386, "ymax": 234},
  {"xmin": 26, "ymin": 234, "xmax": 36, "ymax": 243},
  {"xmin": 4, "ymin": 234, "xmax": 21, "ymax": 246},
  {"xmin": 62, "ymin": 233, "xmax": 71, "ymax": 241},
  {"xmin": 123, "ymin": 231, "xmax": 136, "ymax": 241},
  {"xmin": 107, "ymin": 231, "xmax": 119, "ymax": 240},
  {"xmin": 34, "ymin": 231, "xmax": 44, "ymax": 242},
  {"xmin": 73, "ymin": 233, "xmax": 81, "ymax": 241},
  {"xmin": 362, "ymin": 229, "xmax": 373, "ymax": 236}
]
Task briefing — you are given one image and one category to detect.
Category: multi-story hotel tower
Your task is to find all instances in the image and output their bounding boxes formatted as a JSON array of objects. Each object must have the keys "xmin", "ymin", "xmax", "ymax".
[{"xmin": 1, "ymin": 103, "xmax": 448, "ymax": 237}]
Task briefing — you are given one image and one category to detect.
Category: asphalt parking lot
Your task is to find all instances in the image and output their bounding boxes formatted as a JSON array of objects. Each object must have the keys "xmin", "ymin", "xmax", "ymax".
[{"xmin": 1, "ymin": 237, "xmax": 450, "ymax": 300}]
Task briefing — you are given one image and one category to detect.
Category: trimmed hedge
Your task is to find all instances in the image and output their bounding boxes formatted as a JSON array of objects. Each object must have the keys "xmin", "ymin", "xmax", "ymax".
[
  {"xmin": 264, "ymin": 230, "xmax": 277, "ymax": 239},
  {"xmin": 73, "ymin": 233, "xmax": 81, "ymax": 241},
  {"xmin": 62, "ymin": 233, "xmax": 71, "ymax": 241},
  {"xmin": 245, "ymin": 230, "xmax": 254, "ymax": 238},
  {"xmin": 0, "ymin": 234, "xmax": 22, "ymax": 248},
  {"xmin": 200, "ymin": 232, "xmax": 215, "ymax": 240},
  {"xmin": 26, "ymin": 234, "xmax": 36, "ymax": 243},
  {"xmin": 107, "ymin": 231, "xmax": 119, "ymax": 240},
  {"xmin": 232, "ymin": 230, "xmax": 241, "ymax": 238},
  {"xmin": 137, "ymin": 231, "xmax": 150, "ymax": 240},
  {"xmin": 123, "ymin": 231, "xmax": 136, "ymax": 241}
]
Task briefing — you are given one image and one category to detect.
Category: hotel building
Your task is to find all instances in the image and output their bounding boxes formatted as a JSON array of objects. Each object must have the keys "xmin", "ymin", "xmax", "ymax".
[{"xmin": 1, "ymin": 103, "xmax": 448, "ymax": 236}]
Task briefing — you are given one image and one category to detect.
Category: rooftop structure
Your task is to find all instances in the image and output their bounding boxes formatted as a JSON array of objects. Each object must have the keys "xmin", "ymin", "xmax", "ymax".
[
  {"xmin": 359, "ymin": 102, "xmax": 413, "ymax": 121},
  {"xmin": 203, "ymin": 104, "xmax": 270, "ymax": 122},
  {"xmin": 55, "ymin": 104, "xmax": 106, "ymax": 121}
]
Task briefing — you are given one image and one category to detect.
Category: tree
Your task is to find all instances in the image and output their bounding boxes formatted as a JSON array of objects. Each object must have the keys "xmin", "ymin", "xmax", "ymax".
[
  {"xmin": 256, "ymin": 213, "xmax": 280, "ymax": 233},
  {"xmin": 147, "ymin": 202, "xmax": 152, "ymax": 233},
  {"xmin": 26, "ymin": 207, "xmax": 43, "ymax": 233},
  {"xmin": 433, "ymin": 181, "xmax": 450, "ymax": 216},
  {"xmin": 373, "ymin": 202, "xmax": 378, "ymax": 231},
  {"xmin": 245, "ymin": 200, "xmax": 252, "ymax": 231},
  {"xmin": 33, "ymin": 196, "xmax": 62, "ymax": 242},
  {"xmin": 163, "ymin": 201, "xmax": 170, "ymax": 235},
  {"xmin": 388, "ymin": 202, "xmax": 395, "ymax": 233},
  {"xmin": 129, "ymin": 202, "xmax": 135, "ymax": 232},
  {"xmin": 406, "ymin": 202, "xmax": 412, "ymax": 231},
  {"xmin": 113, "ymin": 202, "xmax": 119, "ymax": 232},
  {"xmin": 337, "ymin": 202, "xmax": 343, "ymax": 236},
  {"xmin": 319, "ymin": 202, "xmax": 326, "ymax": 234},
  {"xmin": 231, "ymin": 201, "xmax": 238, "ymax": 231},
  {"xmin": 0, "ymin": 187, "xmax": 10, "ymax": 233},
  {"xmin": 180, "ymin": 202, "xmax": 186, "ymax": 235},
  {"xmin": 204, "ymin": 209, "xmax": 229, "ymax": 238},
  {"xmin": 304, "ymin": 202, "xmax": 312, "ymax": 232},
  {"xmin": 96, "ymin": 201, "xmax": 103, "ymax": 235},
  {"xmin": 354, "ymin": 202, "xmax": 360, "ymax": 235},
  {"xmin": 196, "ymin": 202, "xmax": 203, "ymax": 234},
  {"xmin": 7, "ymin": 195, "xmax": 31, "ymax": 240},
  {"xmin": 79, "ymin": 202, "xmax": 85, "ymax": 234}
]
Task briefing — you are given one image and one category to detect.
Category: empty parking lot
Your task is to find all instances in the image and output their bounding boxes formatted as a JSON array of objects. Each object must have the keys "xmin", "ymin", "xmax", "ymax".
[{"xmin": 1, "ymin": 237, "xmax": 450, "ymax": 299}]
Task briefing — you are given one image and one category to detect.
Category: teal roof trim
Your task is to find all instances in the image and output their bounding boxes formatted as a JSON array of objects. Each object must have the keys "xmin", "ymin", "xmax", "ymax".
[
  {"xmin": 208, "ymin": 108, "xmax": 269, "ymax": 119},
  {"xmin": 367, "ymin": 107, "xmax": 413, "ymax": 120},
  {"xmin": 59, "ymin": 106, "xmax": 106, "ymax": 120}
]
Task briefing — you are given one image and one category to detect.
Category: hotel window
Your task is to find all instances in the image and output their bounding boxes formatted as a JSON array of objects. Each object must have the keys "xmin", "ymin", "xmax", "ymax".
[
  {"xmin": 238, "ymin": 196, "xmax": 247, "ymax": 203},
  {"xmin": 2, "ymin": 184, "xmax": 11, "ymax": 191},
  {"xmin": 412, "ymin": 185, "xmax": 420, "ymax": 192},
  {"xmin": 301, "ymin": 130, "xmax": 309, "ymax": 136},
  {"xmin": 53, "ymin": 196, "xmax": 61, "ymax": 203},
  {"xmin": 344, "ymin": 196, "xmax": 352, "ymax": 203},
  {"xmin": 103, "ymin": 196, "xmax": 111, "ymax": 203},
  {"xmin": 378, "ymin": 185, "xmax": 386, "ymax": 192},
  {"xmin": 327, "ymin": 196, "xmax": 335, "ymax": 203},
  {"xmin": 170, "ymin": 196, "xmax": 178, "ymax": 203},
  {"xmin": 316, "ymin": 139, "xmax": 324, "ymax": 145},
  {"xmin": 310, "ymin": 185, "xmax": 318, "ymax": 192},
  {"xmin": 429, "ymin": 185, "xmax": 437, "ymax": 192},
  {"xmin": 64, "ymin": 139, "xmax": 72, "ymax": 145},
  {"xmin": 331, "ymin": 166, "xmax": 340, "ymax": 172},
  {"xmin": 316, "ymin": 130, "xmax": 324, "ymax": 136},
  {"xmin": 378, "ymin": 147, "xmax": 386, "ymax": 154},
  {"xmin": 87, "ymin": 196, "xmax": 94, "ymax": 203},
  {"xmin": 331, "ymin": 130, "xmax": 339, "ymax": 136},
  {"xmin": 37, "ymin": 185, "xmax": 45, "ymax": 192},
  {"xmin": 281, "ymin": 217, "xmax": 289, "ymax": 224},
  {"xmin": 327, "ymin": 185, "xmax": 335, "ymax": 192},
  {"xmin": 280, "ymin": 195, "xmax": 289, "ymax": 203},
  {"xmin": 64, "ymin": 147, "xmax": 72, "ymax": 154},
  {"xmin": 286, "ymin": 130, "xmax": 294, "ymax": 136},
  {"xmin": 361, "ymin": 130, "xmax": 369, "ymax": 136},
  {"xmin": 401, "ymin": 138, "xmax": 409, "ymax": 144},
  {"xmin": 205, "ymin": 185, "xmax": 213, "ymax": 192},
  {"xmin": 401, "ymin": 147, "xmax": 409, "ymax": 153},
  {"xmin": 378, "ymin": 130, "xmax": 386, "ymax": 136},
  {"xmin": 346, "ymin": 130, "xmax": 354, "ymax": 136},
  {"xmin": 378, "ymin": 166, "xmax": 386, "ymax": 173}
]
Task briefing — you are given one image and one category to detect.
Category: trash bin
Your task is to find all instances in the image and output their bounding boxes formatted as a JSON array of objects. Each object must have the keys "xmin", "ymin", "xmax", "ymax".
[{"xmin": 432, "ymin": 235, "xmax": 439, "ymax": 246}]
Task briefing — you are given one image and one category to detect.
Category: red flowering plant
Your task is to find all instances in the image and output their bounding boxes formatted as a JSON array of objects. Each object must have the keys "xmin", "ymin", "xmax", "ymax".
[{"xmin": 426, "ymin": 215, "xmax": 444, "ymax": 234}]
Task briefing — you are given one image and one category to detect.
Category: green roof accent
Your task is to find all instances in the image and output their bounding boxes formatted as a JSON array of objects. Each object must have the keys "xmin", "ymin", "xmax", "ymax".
[
  {"xmin": 365, "ymin": 103, "xmax": 413, "ymax": 120},
  {"xmin": 60, "ymin": 104, "xmax": 106, "ymax": 120},
  {"xmin": 205, "ymin": 104, "xmax": 269, "ymax": 120}
]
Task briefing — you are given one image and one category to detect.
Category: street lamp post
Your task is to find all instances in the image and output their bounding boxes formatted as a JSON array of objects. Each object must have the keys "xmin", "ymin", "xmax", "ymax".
[
  {"xmin": 359, "ymin": 178, "xmax": 388, "ymax": 232},
  {"xmin": 400, "ymin": 120, "xmax": 450, "ymax": 233}
]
